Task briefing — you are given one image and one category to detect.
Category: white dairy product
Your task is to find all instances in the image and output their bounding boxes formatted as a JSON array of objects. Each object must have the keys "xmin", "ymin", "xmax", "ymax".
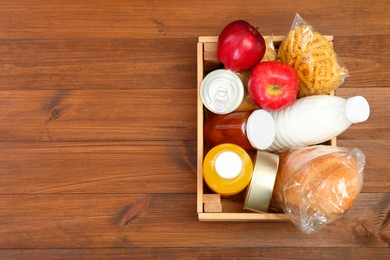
[{"xmin": 267, "ymin": 95, "xmax": 370, "ymax": 152}]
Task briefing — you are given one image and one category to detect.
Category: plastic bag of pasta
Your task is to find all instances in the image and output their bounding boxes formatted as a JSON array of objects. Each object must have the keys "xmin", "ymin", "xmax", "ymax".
[
  {"xmin": 262, "ymin": 35, "xmax": 277, "ymax": 62},
  {"xmin": 278, "ymin": 14, "xmax": 349, "ymax": 97}
]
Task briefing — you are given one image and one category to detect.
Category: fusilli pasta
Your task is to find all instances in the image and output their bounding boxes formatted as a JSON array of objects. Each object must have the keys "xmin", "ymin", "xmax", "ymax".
[{"xmin": 278, "ymin": 24, "xmax": 348, "ymax": 97}]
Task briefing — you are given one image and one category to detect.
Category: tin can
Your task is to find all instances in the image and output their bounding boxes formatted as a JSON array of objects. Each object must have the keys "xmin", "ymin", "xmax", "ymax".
[
  {"xmin": 244, "ymin": 150, "xmax": 279, "ymax": 213},
  {"xmin": 200, "ymin": 69, "xmax": 244, "ymax": 114}
]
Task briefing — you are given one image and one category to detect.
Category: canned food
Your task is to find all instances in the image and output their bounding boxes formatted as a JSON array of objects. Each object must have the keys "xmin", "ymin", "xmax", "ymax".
[
  {"xmin": 244, "ymin": 150, "xmax": 279, "ymax": 213},
  {"xmin": 200, "ymin": 69, "xmax": 244, "ymax": 114}
]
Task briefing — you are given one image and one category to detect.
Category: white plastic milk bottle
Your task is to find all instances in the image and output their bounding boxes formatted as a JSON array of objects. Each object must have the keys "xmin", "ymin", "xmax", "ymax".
[{"xmin": 267, "ymin": 95, "xmax": 370, "ymax": 152}]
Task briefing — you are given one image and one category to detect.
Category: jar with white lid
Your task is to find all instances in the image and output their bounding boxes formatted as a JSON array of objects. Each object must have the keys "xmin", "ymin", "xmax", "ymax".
[
  {"xmin": 204, "ymin": 109, "xmax": 276, "ymax": 151},
  {"xmin": 203, "ymin": 143, "xmax": 253, "ymax": 196}
]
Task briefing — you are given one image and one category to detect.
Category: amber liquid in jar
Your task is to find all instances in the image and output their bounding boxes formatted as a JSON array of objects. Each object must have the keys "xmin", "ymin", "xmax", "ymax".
[{"xmin": 204, "ymin": 111, "xmax": 253, "ymax": 150}]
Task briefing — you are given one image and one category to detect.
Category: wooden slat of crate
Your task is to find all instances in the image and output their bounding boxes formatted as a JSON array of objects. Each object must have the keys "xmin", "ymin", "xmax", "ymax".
[
  {"xmin": 199, "ymin": 35, "xmax": 333, "ymax": 44},
  {"xmin": 198, "ymin": 213, "xmax": 289, "ymax": 221},
  {"xmin": 196, "ymin": 42, "xmax": 205, "ymax": 214}
]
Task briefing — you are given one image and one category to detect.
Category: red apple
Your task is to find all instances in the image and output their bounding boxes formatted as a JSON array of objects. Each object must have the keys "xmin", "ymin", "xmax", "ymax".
[
  {"xmin": 217, "ymin": 20, "xmax": 266, "ymax": 72},
  {"xmin": 248, "ymin": 61, "xmax": 299, "ymax": 111}
]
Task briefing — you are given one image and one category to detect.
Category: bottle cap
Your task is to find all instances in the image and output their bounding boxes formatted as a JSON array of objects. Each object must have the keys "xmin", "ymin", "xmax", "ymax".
[
  {"xmin": 345, "ymin": 96, "xmax": 370, "ymax": 123},
  {"xmin": 244, "ymin": 151, "xmax": 279, "ymax": 213},
  {"xmin": 246, "ymin": 109, "xmax": 276, "ymax": 150},
  {"xmin": 215, "ymin": 151, "xmax": 243, "ymax": 179},
  {"xmin": 200, "ymin": 69, "xmax": 244, "ymax": 114}
]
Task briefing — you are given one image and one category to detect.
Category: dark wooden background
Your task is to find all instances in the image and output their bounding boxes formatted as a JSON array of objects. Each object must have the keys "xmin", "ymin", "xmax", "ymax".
[{"xmin": 0, "ymin": 0, "xmax": 389, "ymax": 259}]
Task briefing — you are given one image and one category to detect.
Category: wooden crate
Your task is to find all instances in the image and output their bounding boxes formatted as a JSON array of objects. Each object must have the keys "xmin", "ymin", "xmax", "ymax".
[{"xmin": 196, "ymin": 35, "xmax": 336, "ymax": 221}]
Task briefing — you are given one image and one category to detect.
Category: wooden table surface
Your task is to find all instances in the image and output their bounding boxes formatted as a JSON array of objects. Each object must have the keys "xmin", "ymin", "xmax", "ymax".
[{"xmin": 1, "ymin": 0, "xmax": 389, "ymax": 259}]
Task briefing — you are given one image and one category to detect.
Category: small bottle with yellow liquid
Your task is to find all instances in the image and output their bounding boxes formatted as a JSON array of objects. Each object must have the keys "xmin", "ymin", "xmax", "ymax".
[{"xmin": 203, "ymin": 143, "xmax": 253, "ymax": 196}]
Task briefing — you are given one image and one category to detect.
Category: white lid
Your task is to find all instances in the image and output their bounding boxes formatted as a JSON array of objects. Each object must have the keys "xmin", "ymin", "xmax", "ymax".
[
  {"xmin": 246, "ymin": 110, "xmax": 276, "ymax": 150},
  {"xmin": 200, "ymin": 69, "xmax": 244, "ymax": 114},
  {"xmin": 345, "ymin": 96, "xmax": 370, "ymax": 123},
  {"xmin": 215, "ymin": 151, "xmax": 243, "ymax": 179}
]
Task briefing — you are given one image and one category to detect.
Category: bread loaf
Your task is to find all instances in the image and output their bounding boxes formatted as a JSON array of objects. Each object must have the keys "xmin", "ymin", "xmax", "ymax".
[{"xmin": 272, "ymin": 145, "xmax": 365, "ymax": 233}]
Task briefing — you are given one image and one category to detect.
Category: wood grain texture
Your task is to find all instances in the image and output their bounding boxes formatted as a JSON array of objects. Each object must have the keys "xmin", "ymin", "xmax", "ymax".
[
  {"xmin": 0, "ymin": 0, "xmax": 389, "ymax": 257},
  {"xmin": 0, "ymin": 88, "xmax": 386, "ymax": 141},
  {"xmin": 0, "ymin": 36, "xmax": 387, "ymax": 90},
  {"xmin": 0, "ymin": 193, "xmax": 388, "ymax": 248},
  {"xmin": 0, "ymin": 38, "xmax": 197, "ymax": 90},
  {"xmin": 0, "ymin": 141, "xmax": 196, "ymax": 194},
  {"xmin": 1, "ymin": 248, "xmax": 389, "ymax": 260},
  {"xmin": 0, "ymin": 140, "xmax": 387, "ymax": 194},
  {"xmin": 0, "ymin": 90, "xmax": 197, "ymax": 141},
  {"xmin": 1, "ymin": 0, "xmax": 389, "ymax": 39}
]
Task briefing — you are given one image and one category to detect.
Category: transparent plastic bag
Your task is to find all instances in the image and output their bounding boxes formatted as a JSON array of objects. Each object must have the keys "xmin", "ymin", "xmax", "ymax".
[
  {"xmin": 272, "ymin": 145, "xmax": 365, "ymax": 234},
  {"xmin": 262, "ymin": 35, "xmax": 277, "ymax": 62},
  {"xmin": 278, "ymin": 13, "xmax": 349, "ymax": 97}
]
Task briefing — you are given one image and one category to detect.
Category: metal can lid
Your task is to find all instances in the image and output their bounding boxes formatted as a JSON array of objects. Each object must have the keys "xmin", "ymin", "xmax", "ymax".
[
  {"xmin": 200, "ymin": 69, "xmax": 244, "ymax": 114},
  {"xmin": 244, "ymin": 150, "xmax": 279, "ymax": 213}
]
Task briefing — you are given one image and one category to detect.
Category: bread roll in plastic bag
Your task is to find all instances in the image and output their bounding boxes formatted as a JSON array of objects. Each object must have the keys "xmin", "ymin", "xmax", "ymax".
[
  {"xmin": 272, "ymin": 145, "xmax": 365, "ymax": 234},
  {"xmin": 278, "ymin": 13, "xmax": 349, "ymax": 97}
]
